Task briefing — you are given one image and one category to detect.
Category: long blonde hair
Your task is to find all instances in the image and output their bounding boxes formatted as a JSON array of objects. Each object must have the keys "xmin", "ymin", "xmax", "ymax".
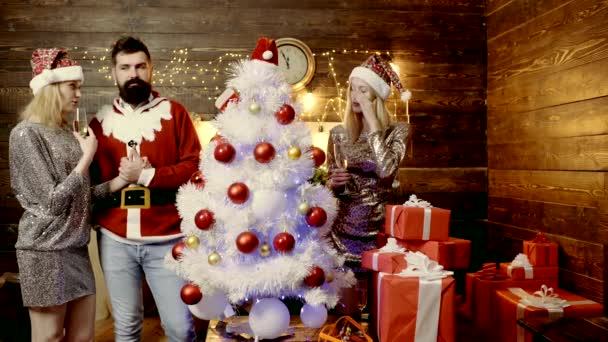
[
  {"xmin": 20, "ymin": 83, "xmax": 64, "ymax": 128},
  {"xmin": 343, "ymin": 86, "xmax": 391, "ymax": 142}
]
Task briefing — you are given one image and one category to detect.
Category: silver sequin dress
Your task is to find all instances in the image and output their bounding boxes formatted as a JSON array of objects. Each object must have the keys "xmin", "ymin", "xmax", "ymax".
[
  {"xmin": 9, "ymin": 121, "xmax": 95, "ymax": 307},
  {"xmin": 327, "ymin": 123, "xmax": 408, "ymax": 268}
]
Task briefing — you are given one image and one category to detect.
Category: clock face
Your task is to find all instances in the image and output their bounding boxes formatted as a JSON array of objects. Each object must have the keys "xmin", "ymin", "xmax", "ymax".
[
  {"xmin": 276, "ymin": 38, "xmax": 315, "ymax": 92},
  {"xmin": 278, "ymin": 44, "xmax": 308, "ymax": 85}
]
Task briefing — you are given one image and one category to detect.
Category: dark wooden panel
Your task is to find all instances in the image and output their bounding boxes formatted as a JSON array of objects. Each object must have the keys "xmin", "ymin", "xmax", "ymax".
[
  {"xmin": 0, "ymin": 224, "xmax": 18, "ymax": 251},
  {"xmin": 488, "ymin": 196, "xmax": 599, "ymax": 243},
  {"xmin": 488, "ymin": 0, "xmax": 608, "ymax": 71},
  {"xmin": 488, "ymin": 134, "xmax": 608, "ymax": 171},
  {"xmin": 0, "ymin": 0, "xmax": 485, "ymax": 12},
  {"xmin": 0, "ymin": 142, "xmax": 7, "ymax": 168},
  {"xmin": 487, "ymin": 57, "xmax": 608, "ymax": 113},
  {"xmin": 559, "ymin": 269, "xmax": 604, "ymax": 304},
  {"xmin": 486, "ymin": 0, "xmax": 574, "ymax": 40},
  {"xmin": 397, "ymin": 167, "xmax": 487, "ymax": 193},
  {"xmin": 488, "ymin": 169, "xmax": 605, "ymax": 207},
  {"xmin": 1, "ymin": 7, "xmax": 484, "ymax": 40},
  {"xmin": 404, "ymin": 140, "xmax": 487, "ymax": 168},
  {"xmin": 488, "ymin": 96, "xmax": 608, "ymax": 144},
  {"xmin": 486, "ymin": 0, "xmax": 511, "ymax": 15}
]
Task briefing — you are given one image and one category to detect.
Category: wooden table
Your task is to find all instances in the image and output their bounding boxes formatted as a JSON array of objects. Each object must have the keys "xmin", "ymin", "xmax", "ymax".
[
  {"xmin": 517, "ymin": 316, "xmax": 608, "ymax": 342},
  {"xmin": 205, "ymin": 315, "xmax": 371, "ymax": 341}
]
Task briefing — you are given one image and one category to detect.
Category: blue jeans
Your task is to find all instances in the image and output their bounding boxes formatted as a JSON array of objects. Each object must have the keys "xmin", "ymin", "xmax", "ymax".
[{"xmin": 99, "ymin": 234, "xmax": 195, "ymax": 342}]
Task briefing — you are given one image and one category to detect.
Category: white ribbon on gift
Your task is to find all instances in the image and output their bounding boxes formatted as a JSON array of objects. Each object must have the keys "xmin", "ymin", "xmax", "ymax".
[
  {"xmin": 508, "ymin": 253, "xmax": 534, "ymax": 279},
  {"xmin": 373, "ymin": 237, "xmax": 407, "ymax": 270},
  {"xmin": 390, "ymin": 194, "xmax": 434, "ymax": 240},
  {"xmin": 508, "ymin": 285, "xmax": 597, "ymax": 342},
  {"xmin": 376, "ymin": 251, "xmax": 452, "ymax": 342}
]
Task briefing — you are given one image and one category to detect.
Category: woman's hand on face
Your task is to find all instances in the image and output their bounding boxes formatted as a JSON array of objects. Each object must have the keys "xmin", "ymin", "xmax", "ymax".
[
  {"xmin": 328, "ymin": 168, "xmax": 351, "ymax": 188},
  {"xmin": 73, "ymin": 127, "xmax": 97, "ymax": 160},
  {"xmin": 353, "ymin": 92, "xmax": 380, "ymax": 131}
]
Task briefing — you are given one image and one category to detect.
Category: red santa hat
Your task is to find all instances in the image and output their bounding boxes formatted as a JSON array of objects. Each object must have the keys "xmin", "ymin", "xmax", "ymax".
[
  {"xmin": 29, "ymin": 48, "xmax": 83, "ymax": 96},
  {"xmin": 250, "ymin": 37, "xmax": 278, "ymax": 66},
  {"xmin": 349, "ymin": 54, "xmax": 411, "ymax": 102}
]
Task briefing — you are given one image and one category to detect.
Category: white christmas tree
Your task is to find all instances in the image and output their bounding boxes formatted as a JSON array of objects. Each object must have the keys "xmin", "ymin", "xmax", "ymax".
[{"xmin": 166, "ymin": 38, "xmax": 355, "ymax": 339}]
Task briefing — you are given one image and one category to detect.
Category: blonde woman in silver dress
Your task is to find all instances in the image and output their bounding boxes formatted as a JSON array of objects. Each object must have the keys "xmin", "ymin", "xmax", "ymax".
[
  {"xmin": 327, "ymin": 54, "xmax": 411, "ymax": 270},
  {"xmin": 9, "ymin": 49, "xmax": 126, "ymax": 342}
]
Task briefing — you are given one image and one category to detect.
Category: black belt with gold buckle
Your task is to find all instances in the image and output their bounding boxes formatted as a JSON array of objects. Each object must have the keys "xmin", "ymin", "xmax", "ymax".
[{"xmin": 95, "ymin": 187, "xmax": 177, "ymax": 210}]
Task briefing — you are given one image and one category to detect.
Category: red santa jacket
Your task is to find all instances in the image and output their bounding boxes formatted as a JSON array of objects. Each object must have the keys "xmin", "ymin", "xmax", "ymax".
[{"xmin": 90, "ymin": 93, "xmax": 201, "ymax": 241}]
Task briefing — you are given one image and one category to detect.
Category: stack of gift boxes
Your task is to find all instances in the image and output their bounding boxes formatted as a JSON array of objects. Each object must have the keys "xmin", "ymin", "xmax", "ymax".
[
  {"xmin": 360, "ymin": 195, "xmax": 472, "ymax": 342},
  {"xmin": 463, "ymin": 232, "xmax": 603, "ymax": 342}
]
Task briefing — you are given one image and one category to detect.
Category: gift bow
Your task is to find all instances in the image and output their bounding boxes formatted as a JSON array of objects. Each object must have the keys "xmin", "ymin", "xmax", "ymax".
[
  {"xmin": 403, "ymin": 194, "xmax": 433, "ymax": 208},
  {"xmin": 398, "ymin": 251, "xmax": 453, "ymax": 280},
  {"xmin": 532, "ymin": 232, "xmax": 550, "ymax": 243},
  {"xmin": 520, "ymin": 285, "xmax": 569, "ymax": 309},
  {"xmin": 379, "ymin": 237, "xmax": 407, "ymax": 253},
  {"xmin": 508, "ymin": 253, "xmax": 534, "ymax": 279}
]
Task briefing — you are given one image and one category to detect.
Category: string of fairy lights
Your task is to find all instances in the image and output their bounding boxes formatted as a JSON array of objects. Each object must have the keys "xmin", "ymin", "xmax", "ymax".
[{"xmin": 72, "ymin": 47, "xmax": 404, "ymax": 122}]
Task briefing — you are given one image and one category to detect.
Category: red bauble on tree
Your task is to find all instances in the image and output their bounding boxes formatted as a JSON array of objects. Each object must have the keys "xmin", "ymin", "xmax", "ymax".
[
  {"xmin": 275, "ymin": 104, "xmax": 295, "ymax": 125},
  {"xmin": 210, "ymin": 134, "xmax": 224, "ymax": 145},
  {"xmin": 190, "ymin": 170, "xmax": 205, "ymax": 189},
  {"xmin": 227, "ymin": 182, "xmax": 249, "ymax": 204},
  {"xmin": 254, "ymin": 142, "xmax": 275, "ymax": 163},
  {"xmin": 180, "ymin": 283, "xmax": 202, "ymax": 305},
  {"xmin": 304, "ymin": 266, "xmax": 325, "ymax": 287},
  {"xmin": 273, "ymin": 232, "xmax": 296, "ymax": 253},
  {"xmin": 194, "ymin": 209, "xmax": 214, "ymax": 230},
  {"xmin": 236, "ymin": 231, "xmax": 259, "ymax": 254},
  {"xmin": 214, "ymin": 142, "xmax": 236, "ymax": 163},
  {"xmin": 309, "ymin": 146, "xmax": 326, "ymax": 167},
  {"xmin": 172, "ymin": 241, "xmax": 186, "ymax": 260},
  {"xmin": 306, "ymin": 206, "xmax": 327, "ymax": 227}
]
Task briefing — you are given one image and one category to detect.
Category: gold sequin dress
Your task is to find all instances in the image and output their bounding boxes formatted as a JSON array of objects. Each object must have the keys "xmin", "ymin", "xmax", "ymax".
[
  {"xmin": 9, "ymin": 121, "xmax": 95, "ymax": 307},
  {"xmin": 326, "ymin": 123, "xmax": 408, "ymax": 268}
]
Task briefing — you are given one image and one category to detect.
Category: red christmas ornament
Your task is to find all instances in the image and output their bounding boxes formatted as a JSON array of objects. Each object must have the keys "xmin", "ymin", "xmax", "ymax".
[
  {"xmin": 172, "ymin": 241, "xmax": 186, "ymax": 260},
  {"xmin": 210, "ymin": 134, "xmax": 224, "ymax": 145},
  {"xmin": 194, "ymin": 209, "xmax": 214, "ymax": 230},
  {"xmin": 304, "ymin": 266, "xmax": 325, "ymax": 287},
  {"xmin": 275, "ymin": 104, "xmax": 295, "ymax": 125},
  {"xmin": 273, "ymin": 232, "xmax": 296, "ymax": 253},
  {"xmin": 309, "ymin": 146, "xmax": 326, "ymax": 167},
  {"xmin": 254, "ymin": 142, "xmax": 276, "ymax": 163},
  {"xmin": 236, "ymin": 231, "xmax": 259, "ymax": 254},
  {"xmin": 180, "ymin": 283, "xmax": 202, "ymax": 305},
  {"xmin": 306, "ymin": 206, "xmax": 327, "ymax": 227},
  {"xmin": 228, "ymin": 182, "xmax": 249, "ymax": 204},
  {"xmin": 190, "ymin": 170, "xmax": 205, "ymax": 189},
  {"xmin": 214, "ymin": 142, "xmax": 236, "ymax": 163}
]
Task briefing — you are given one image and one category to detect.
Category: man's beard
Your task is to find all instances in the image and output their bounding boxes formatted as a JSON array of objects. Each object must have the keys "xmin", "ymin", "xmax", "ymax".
[{"xmin": 118, "ymin": 78, "xmax": 152, "ymax": 106}]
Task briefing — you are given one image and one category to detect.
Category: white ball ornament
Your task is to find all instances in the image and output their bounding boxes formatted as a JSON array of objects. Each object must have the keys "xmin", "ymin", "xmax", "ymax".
[
  {"xmin": 262, "ymin": 50, "xmax": 273, "ymax": 60},
  {"xmin": 188, "ymin": 291, "xmax": 230, "ymax": 320},
  {"xmin": 249, "ymin": 298, "xmax": 290, "ymax": 339},
  {"xmin": 300, "ymin": 303, "xmax": 328, "ymax": 328}
]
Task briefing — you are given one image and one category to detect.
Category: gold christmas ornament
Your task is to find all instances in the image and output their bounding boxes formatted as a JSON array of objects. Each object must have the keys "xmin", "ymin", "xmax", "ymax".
[
  {"xmin": 326, "ymin": 272, "xmax": 334, "ymax": 283},
  {"xmin": 248, "ymin": 101, "xmax": 261, "ymax": 114},
  {"xmin": 185, "ymin": 235, "xmax": 200, "ymax": 249},
  {"xmin": 208, "ymin": 251, "xmax": 221, "ymax": 265},
  {"xmin": 260, "ymin": 242, "xmax": 271, "ymax": 257},
  {"xmin": 288, "ymin": 146, "xmax": 301, "ymax": 160},
  {"xmin": 297, "ymin": 201, "xmax": 311, "ymax": 215}
]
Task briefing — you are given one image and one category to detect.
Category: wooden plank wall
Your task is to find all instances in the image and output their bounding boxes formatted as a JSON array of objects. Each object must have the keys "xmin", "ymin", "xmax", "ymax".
[
  {"xmin": 0, "ymin": 1, "xmax": 487, "ymax": 275},
  {"xmin": 486, "ymin": 0, "xmax": 608, "ymax": 303}
]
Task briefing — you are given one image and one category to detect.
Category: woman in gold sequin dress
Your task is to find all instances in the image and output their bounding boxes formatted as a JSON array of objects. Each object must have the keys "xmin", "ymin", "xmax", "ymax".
[
  {"xmin": 9, "ymin": 49, "xmax": 126, "ymax": 342},
  {"xmin": 327, "ymin": 55, "xmax": 411, "ymax": 271}
]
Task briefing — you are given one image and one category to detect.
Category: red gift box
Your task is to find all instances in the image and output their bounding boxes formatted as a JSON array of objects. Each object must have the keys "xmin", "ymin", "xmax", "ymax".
[
  {"xmin": 384, "ymin": 205, "xmax": 450, "ymax": 241},
  {"xmin": 499, "ymin": 263, "xmax": 558, "ymax": 281},
  {"xmin": 372, "ymin": 272, "xmax": 455, "ymax": 342},
  {"xmin": 361, "ymin": 249, "xmax": 407, "ymax": 273},
  {"xmin": 377, "ymin": 233, "xmax": 471, "ymax": 270},
  {"xmin": 495, "ymin": 286, "xmax": 603, "ymax": 342},
  {"xmin": 522, "ymin": 233, "xmax": 558, "ymax": 266},
  {"xmin": 464, "ymin": 270, "xmax": 558, "ymax": 334}
]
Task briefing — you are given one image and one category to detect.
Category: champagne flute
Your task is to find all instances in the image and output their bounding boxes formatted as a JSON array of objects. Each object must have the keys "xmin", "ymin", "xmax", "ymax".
[
  {"xmin": 355, "ymin": 278, "xmax": 368, "ymax": 318},
  {"xmin": 332, "ymin": 133, "xmax": 352, "ymax": 195},
  {"xmin": 72, "ymin": 107, "xmax": 88, "ymax": 137}
]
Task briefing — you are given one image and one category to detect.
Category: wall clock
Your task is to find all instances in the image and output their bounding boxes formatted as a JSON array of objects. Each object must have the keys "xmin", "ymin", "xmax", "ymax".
[{"xmin": 276, "ymin": 38, "xmax": 316, "ymax": 92}]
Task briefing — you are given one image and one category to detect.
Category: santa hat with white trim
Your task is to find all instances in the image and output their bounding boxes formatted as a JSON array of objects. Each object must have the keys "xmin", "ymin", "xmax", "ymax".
[
  {"xmin": 349, "ymin": 54, "xmax": 411, "ymax": 102},
  {"xmin": 29, "ymin": 48, "xmax": 83, "ymax": 96}
]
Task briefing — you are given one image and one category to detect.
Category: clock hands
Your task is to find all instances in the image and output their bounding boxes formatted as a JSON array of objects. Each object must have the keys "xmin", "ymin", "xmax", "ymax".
[{"xmin": 280, "ymin": 50, "xmax": 290, "ymax": 69}]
